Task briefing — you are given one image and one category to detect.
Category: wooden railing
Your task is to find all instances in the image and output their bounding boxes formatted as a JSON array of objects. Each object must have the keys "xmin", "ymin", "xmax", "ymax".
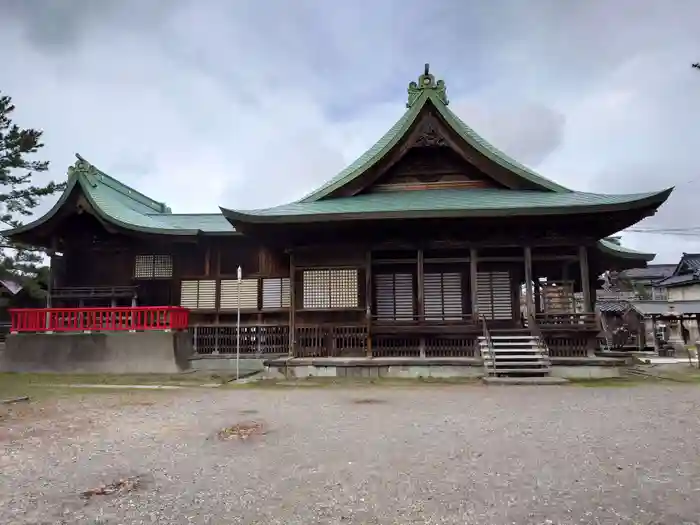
[
  {"xmin": 50, "ymin": 286, "xmax": 138, "ymax": 299},
  {"xmin": 191, "ymin": 324, "xmax": 289, "ymax": 355},
  {"xmin": 536, "ymin": 312, "xmax": 597, "ymax": 330},
  {"xmin": 528, "ymin": 311, "xmax": 550, "ymax": 361},
  {"xmin": 296, "ymin": 325, "xmax": 367, "ymax": 358},
  {"xmin": 9, "ymin": 307, "xmax": 189, "ymax": 333},
  {"xmin": 480, "ymin": 315, "xmax": 495, "ymax": 374}
]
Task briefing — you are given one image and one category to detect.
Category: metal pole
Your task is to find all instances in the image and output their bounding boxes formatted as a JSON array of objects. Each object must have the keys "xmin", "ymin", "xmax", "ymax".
[{"xmin": 236, "ymin": 265, "xmax": 242, "ymax": 380}]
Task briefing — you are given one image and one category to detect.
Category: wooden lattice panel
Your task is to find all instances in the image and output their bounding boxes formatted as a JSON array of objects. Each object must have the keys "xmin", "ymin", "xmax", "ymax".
[
  {"xmin": 134, "ymin": 254, "xmax": 173, "ymax": 279},
  {"xmin": 220, "ymin": 279, "xmax": 258, "ymax": 310},
  {"xmin": 153, "ymin": 255, "xmax": 173, "ymax": 278},
  {"xmin": 262, "ymin": 278, "xmax": 291, "ymax": 309},
  {"xmin": 302, "ymin": 269, "xmax": 358, "ymax": 309},
  {"xmin": 329, "ymin": 269, "xmax": 358, "ymax": 308}
]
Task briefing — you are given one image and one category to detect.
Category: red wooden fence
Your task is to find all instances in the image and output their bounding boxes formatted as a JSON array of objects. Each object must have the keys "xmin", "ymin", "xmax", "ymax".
[{"xmin": 9, "ymin": 307, "xmax": 189, "ymax": 333}]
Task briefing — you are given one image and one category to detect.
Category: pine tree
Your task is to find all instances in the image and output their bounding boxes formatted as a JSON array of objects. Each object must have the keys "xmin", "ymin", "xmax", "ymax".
[{"xmin": 0, "ymin": 92, "xmax": 65, "ymax": 297}]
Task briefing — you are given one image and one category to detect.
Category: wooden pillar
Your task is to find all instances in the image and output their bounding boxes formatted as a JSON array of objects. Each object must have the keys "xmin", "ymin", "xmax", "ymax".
[
  {"xmin": 524, "ymin": 246, "xmax": 534, "ymax": 318},
  {"xmin": 578, "ymin": 246, "xmax": 591, "ymax": 312},
  {"xmin": 470, "ymin": 248, "xmax": 479, "ymax": 321},
  {"xmin": 416, "ymin": 249, "xmax": 424, "ymax": 321},
  {"xmin": 417, "ymin": 248, "xmax": 425, "ymax": 357},
  {"xmin": 288, "ymin": 251, "xmax": 296, "ymax": 357},
  {"xmin": 365, "ymin": 249, "xmax": 373, "ymax": 357}
]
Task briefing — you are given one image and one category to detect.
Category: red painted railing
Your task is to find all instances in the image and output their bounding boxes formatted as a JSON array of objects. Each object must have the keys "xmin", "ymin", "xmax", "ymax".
[{"xmin": 9, "ymin": 307, "xmax": 190, "ymax": 333}]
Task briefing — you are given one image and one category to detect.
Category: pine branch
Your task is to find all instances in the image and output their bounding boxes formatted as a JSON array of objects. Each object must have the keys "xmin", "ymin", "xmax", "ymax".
[{"xmin": 0, "ymin": 91, "xmax": 64, "ymax": 298}]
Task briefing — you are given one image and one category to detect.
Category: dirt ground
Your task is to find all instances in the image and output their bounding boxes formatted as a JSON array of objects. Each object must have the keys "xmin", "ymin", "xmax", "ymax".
[{"xmin": 2, "ymin": 378, "xmax": 700, "ymax": 524}]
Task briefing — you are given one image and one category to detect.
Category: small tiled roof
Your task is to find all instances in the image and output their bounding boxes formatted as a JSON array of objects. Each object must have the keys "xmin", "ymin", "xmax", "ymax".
[
  {"xmin": 619, "ymin": 264, "xmax": 676, "ymax": 280},
  {"xmin": 597, "ymin": 301, "xmax": 630, "ymax": 313},
  {"xmin": 629, "ymin": 300, "xmax": 700, "ymax": 316}
]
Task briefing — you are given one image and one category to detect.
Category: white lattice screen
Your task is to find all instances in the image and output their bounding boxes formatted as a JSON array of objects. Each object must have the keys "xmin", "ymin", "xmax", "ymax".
[
  {"xmin": 180, "ymin": 280, "xmax": 216, "ymax": 310},
  {"xmin": 302, "ymin": 269, "xmax": 358, "ymax": 309},
  {"xmin": 262, "ymin": 278, "xmax": 291, "ymax": 309},
  {"xmin": 220, "ymin": 279, "xmax": 259, "ymax": 310},
  {"xmin": 134, "ymin": 255, "xmax": 173, "ymax": 279}
]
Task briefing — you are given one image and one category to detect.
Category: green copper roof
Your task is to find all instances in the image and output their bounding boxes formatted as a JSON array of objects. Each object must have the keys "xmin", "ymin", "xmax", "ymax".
[
  {"xmin": 221, "ymin": 187, "xmax": 672, "ymax": 223},
  {"xmin": 300, "ymin": 64, "xmax": 570, "ymax": 202},
  {"xmin": 598, "ymin": 238, "xmax": 655, "ymax": 262},
  {"xmin": 4, "ymin": 155, "xmax": 235, "ymax": 237}
]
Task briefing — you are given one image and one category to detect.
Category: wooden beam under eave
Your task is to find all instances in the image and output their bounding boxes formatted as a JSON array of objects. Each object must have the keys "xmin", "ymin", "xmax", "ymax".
[{"xmin": 579, "ymin": 246, "xmax": 592, "ymax": 312}]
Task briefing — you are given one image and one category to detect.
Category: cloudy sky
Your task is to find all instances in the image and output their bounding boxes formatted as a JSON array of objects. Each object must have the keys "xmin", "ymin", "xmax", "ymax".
[{"xmin": 2, "ymin": 0, "xmax": 699, "ymax": 263}]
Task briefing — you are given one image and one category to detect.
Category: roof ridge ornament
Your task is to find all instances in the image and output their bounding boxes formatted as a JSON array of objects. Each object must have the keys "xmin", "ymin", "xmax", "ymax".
[
  {"xmin": 67, "ymin": 153, "xmax": 99, "ymax": 188},
  {"xmin": 407, "ymin": 63, "xmax": 449, "ymax": 108}
]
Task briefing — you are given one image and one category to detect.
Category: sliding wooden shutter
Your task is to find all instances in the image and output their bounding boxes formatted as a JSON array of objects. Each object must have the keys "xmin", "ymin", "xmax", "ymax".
[
  {"xmin": 476, "ymin": 271, "xmax": 513, "ymax": 320},
  {"xmin": 220, "ymin": 279, "xmax": 258, "ymax": 310},
  {"xmin": 375, "ymin": 273, "xmax": 414, "ymax": 321},
  {"xmin": 424, "ymin": 272, "xmax": 463, "ymax": 321},
  {"xmin": 261, "ymin": 278, "xmax": 291, "ymax": 309},
  {"xmin": 180, "ymin": 279, "xmax": 216, "ymax": 310}
]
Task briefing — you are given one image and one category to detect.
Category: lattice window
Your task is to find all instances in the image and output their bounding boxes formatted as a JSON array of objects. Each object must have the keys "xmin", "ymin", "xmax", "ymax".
[
  {"xmin": 262, "ymin": 278, "xmax": 291, "ymax": 309},
  {"xmin": 220, "ymin": 279, "xmax": 259, "ymax": 310},
  {"xmin": 302, "ymin": 269, "xmax": 358, "ymax": 309},
  {"xmin": 134, "ymin": 255, "xmax": 173, "ymax": 279},
  {"xmin": 424, "ymin": 272, "xmax": 463, "ymax": 321},
  {"xmin": 180, "ymin": 280, "xmax": 216, "ymax": 310},
  {"xmin": 375, "ymin": 273, "xmax": 414, "ymax": 321}
]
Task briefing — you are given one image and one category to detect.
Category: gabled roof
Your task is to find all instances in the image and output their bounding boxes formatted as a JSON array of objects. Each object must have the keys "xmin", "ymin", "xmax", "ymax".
[
  {"xmin": 222, "ymin": 66, "xmax": 671, "ymax": 228},
  {"xmin": 4, "ymin": 155, "xmax": 235, "ymax": 237},
  {"xmin": 300, "ymin": 64, "xmax": 569, "ymax": 202},
  {"xmin": 674, "ymin": 253, "xmax": 700, "ymax": 274}
]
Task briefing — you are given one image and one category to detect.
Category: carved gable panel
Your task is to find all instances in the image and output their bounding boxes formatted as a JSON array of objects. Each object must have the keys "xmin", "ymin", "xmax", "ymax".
[
  {"xmin": 412, "ymin": 115, "xmax": 448, "ymax": 148},
  {"xmin": 366, "ymin": 147, "xmax": 501, "ymax": 193}
]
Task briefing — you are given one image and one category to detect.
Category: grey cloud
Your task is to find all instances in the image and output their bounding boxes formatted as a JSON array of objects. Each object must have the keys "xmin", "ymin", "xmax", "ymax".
[
  {"xmin": 2, "ymin": 0, "xmax": 700, "ymax": 263},
  {"xmin": 453, "ymin": 101, "xmax": 566, "ymax": 167}
]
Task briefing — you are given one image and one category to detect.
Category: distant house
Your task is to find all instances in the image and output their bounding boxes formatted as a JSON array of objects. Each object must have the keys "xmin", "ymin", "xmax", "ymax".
[
  {"xmin": 652, "ymin": 253, "xmax": 700, "ymax": 301},
  {"xmin": 618, "ymin": 264, "xmax": 676, "ymax": 300}
]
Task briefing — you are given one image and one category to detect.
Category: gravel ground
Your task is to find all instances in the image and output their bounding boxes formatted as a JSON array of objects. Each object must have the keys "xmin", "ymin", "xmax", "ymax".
[{"xmin": 2, "ymin": 383, "xmax": 700, "ymax": 524}]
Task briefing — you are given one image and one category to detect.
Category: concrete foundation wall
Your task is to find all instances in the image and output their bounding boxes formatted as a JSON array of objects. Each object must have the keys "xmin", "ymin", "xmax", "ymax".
[
  {"xmin": 265, "ymin": 360, "xmax": 625, "ymax": 380},
  {"xmin": 0, "ymin": 331, "xmax": 193, "ymax": 374}
]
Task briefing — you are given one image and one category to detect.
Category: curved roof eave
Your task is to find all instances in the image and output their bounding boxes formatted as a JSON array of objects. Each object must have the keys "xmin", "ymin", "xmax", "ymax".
[
  {"xmin": 2, "ymin": 176, "xmax": 79, "ymax": 237},
  {"xmin": 220, "ymin": 187, "xmax": 674, "ymax": 226},
  {"xmin": 597, "ymin": 238, "xmax": 655, "ymax": 262}
]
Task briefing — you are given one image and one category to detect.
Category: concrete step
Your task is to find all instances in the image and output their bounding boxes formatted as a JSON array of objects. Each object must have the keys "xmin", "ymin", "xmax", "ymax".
[
  {"xmin": 478, "ymin": 335, "xmax": 534, "ymax": 341},
  {"xmin": 483, "ymin": 367, "xmax": 552, "ymax": 374},
  {"xmin": 483, "ymin": 356, "xmax": 549, "ymax": 362},
  {"xmin": 483, "ymin": 376, "xmax": 568, "ymax": 385}
]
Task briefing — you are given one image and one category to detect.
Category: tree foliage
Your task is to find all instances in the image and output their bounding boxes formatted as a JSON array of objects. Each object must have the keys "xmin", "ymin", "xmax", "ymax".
[{"xmin": 0, "ymin": 92, "xmax": 65, "ymax": 297}]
